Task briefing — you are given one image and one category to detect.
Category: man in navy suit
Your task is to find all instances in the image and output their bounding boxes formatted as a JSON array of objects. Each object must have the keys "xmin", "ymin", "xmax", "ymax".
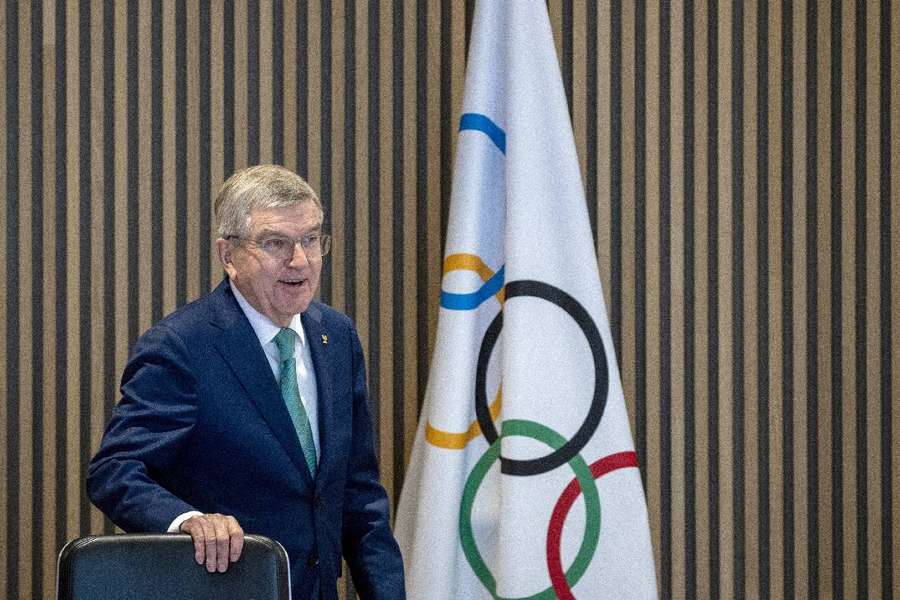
[{"xmin": 88, "ymin": 165, "xmax": 405, "ymax": 599}]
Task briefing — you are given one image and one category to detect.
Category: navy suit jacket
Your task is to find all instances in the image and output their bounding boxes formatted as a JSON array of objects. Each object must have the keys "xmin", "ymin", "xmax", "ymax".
[{"xmin": 87, "ymin": 280, "xmax": 405, "ymax": 600}]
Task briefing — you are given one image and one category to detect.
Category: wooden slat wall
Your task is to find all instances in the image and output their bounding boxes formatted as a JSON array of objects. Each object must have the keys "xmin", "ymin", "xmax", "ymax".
[{"xmin": 2, "ymin": 1, "xmax": 898, "ymax": 599}]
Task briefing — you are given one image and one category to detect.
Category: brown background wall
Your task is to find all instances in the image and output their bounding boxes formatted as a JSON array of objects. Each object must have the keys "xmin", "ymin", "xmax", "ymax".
[{"xmin": 2, "ymin": 1, "xmax": 899, "ymax": 598}]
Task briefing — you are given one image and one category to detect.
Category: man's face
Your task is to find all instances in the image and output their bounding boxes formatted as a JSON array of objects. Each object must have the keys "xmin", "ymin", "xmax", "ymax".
[{"xmin": 218, "ymin": 203, "xmax": 324, "ymax": 326}]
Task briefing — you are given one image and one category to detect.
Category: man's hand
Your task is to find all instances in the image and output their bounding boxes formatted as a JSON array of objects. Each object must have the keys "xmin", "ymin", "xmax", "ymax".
[{"xmin": 179, "ymin": 513, "xmax": 244, "ymax": 573}]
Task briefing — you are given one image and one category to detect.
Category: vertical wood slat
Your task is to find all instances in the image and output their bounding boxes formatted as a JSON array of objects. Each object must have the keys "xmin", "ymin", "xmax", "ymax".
[
  {"xmin": 765, "ymin": 4, "xmax": 785, "ymax": 598},
  {"xmin": 305, "ymin": 1, "xmax": 321, "ymax": 197},
  {"xmin": 643, "ymin": 0, "xmax": 663, "ymax": 589},
  {"xmin": 33, "ymin": 2, "xmax": 51, "ymax": 595},
  {"xmin": 257, "ymin": 0, "xmax": 272, "ymax": 165},
  {"xmin": 839, "ymin": 3, "xmax": 858, "ymax": 598},
  {"xmin": 281, "ymin": 0, "xmax": 297, "ymax": 173},
  {"xmin": 741, "ymin": 2, "xmax": 759, "ymax": 597},
  {"xmin": 376, "ymin": 0, "xmax": 395, "ymax": 506},
  {"xmin": 691, "ymin": 2, "xmax": 711, "ymax": 597},
  {"xmin": 619, "ymin": 0, "xmax": 638, "ymax": 467},
  {"xmin": 571, "ymin": 0, "xmax": 586, "ymax": 202},
  {"xmin": 595, "ymin": 0, "xmax": 612, "ymax": 303},
  {"xmin": 424, "ymin": 0, "xmax": 442, "ymax": 378},
  {"xmin": 63, "ymin": 0, "xmax": 80, "ymax": 545},
  {"xmin": 400, "ymin": 0, "xmax": 418, "ymax": 488},
  {"xmin": 111, "ymin": 0, "xmax": 128, "ymax": 536},
  {"xmin": 232, "ymin": 0, "xmax": 247, "ymax": 172},
  {"xmin": 0, "ymin": 2, "xmax": 8, "ymax": 597},
  {"xmin": 184, "ymin": 0, "xmax": 200, "ymax": 303},
  {"xmin": 668, "ymin": 2, "xmax": 688, "ymax": 598},
  {"xmin": 160, "ymin": 0, "xmax": 176, "ymax": 318},
  {"xmin": 888, "ymin": 7, "xmax": 900, "ymax": 600},
  {"xmin": 17, "ymin": 2, "xmax": 34, "ymax": 598},
  {"xmin": 815, "ymin": 1, "xmax": 834, "ymax": 595},
  {"xmin": 864, "ymin": 5, "xmax": 882, "ymax": 596},
  {"xmin": 329, "ymin": 0, "xmax": 346, "ymax": 314},
  {"xmin": 135, "ymin": 0, "xmax": 151, "ymax": 345},
  {"xmin": 40, "ymin": 0, "xmax": 61, "ymax": 585},
  {"xmin": 87, "ymin": 0, "xmax": 104, "ymax": 539},
  {"xmin": 208, "ymin": 0, "xmax": 224, "ymax": 288},
  {"xmin": 1, "ymin": 2, "xmax": 899, "ymax": 599},
  {"xmin": 353, "ymin": 0, "xmax": 369, "ymax": 358},
  {"xmin": 790, "ymin": 2, "xmax": 810, "ymax": 598},
  {"xmin": 716, "ymin": 3, "xmax": 735, "ymax": 598}
]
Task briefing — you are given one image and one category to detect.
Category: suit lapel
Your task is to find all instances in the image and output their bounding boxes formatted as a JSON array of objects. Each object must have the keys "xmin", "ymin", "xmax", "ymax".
[
  {"xmin": 301, "ymin": 306, "xmax": 335, "ymax": 490},
  {"xmin": 208, "ymin": 281, "xmax": 315, "ymax": 485}
]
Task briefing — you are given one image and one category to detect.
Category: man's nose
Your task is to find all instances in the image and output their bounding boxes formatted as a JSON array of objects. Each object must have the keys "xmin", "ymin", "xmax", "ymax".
[{"xmin": 287, "ymin": 242, "xmax": 311, "ymax": 267}]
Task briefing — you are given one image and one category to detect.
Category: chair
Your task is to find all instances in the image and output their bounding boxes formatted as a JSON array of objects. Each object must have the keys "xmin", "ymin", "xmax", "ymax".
[{"xmin": 56, "ymin": 533, "xmax": 291, "ymax": 600}]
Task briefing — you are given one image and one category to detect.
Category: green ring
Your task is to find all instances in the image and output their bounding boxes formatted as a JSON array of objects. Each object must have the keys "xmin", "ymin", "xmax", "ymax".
[{"xmin": 458, "ymin": 419, "xmax": 601, "ymax": 600}]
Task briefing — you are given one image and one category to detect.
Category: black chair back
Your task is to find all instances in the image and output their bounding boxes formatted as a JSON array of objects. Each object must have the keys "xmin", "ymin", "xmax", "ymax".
[{"xmin": 57, "ymin": 533, "xmax": 290, "ymax": 600}]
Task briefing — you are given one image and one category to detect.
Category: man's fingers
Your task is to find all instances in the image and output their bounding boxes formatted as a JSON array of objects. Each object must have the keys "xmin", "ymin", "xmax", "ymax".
[
  {"xmin": 211, "ymin": 515, "xmax": 230, "ymax": 573},
  {"xmin": 180, "ymin": 513, "xmax": 244, "ymax": 573},
  {"xmin": 226, "ymin": 516, "xmax": 245, "ymax": 563},
  {"xmin": 181, "ymin": 516, "xmax": 206, "ymax": 566},
  {"xmin": 201, "ymin": 517, "xmax": 218, "ymax": 572}
]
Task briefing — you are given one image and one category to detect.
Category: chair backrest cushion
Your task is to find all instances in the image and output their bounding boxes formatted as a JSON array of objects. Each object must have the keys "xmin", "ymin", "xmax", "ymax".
[{"xmin": 56, "ymin": 533, "xmax": 290, "ymax": 600}]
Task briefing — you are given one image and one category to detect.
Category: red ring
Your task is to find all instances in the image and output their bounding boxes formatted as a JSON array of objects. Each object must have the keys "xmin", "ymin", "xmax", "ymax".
[{"xmin": 546, "ymin": 451, "xmax": 640, "ymax": 599}]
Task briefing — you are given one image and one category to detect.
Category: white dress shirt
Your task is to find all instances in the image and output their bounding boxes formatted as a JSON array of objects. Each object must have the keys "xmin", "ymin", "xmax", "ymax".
[{"xmin": 168, "ymin": 283, "xmax": 320, "ymax": 533}]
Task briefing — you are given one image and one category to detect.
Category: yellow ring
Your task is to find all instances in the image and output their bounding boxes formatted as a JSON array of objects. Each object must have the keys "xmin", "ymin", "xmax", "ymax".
[
  {"xmin": 442, "ymin": 253, "xmax": 505, "ymax": 304},
  {"xmin": 426, "ymin": 389, "xmax": 502, "ymax": 450}
]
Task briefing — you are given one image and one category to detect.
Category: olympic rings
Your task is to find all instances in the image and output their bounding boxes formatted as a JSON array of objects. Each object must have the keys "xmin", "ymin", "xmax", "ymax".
[
  {"xmin": 425, "ymin": 389, "xmax": 502, "ymax": 449},
  {"xmin": 546, "ymin": 451, "xmax": 639, "ymax": 600},
  {"xmin": 433, "ymin": 263, "xmax": 627, "ymax": 594},
  {"xmin": 427, "ymin": 254, "xmax": 506, "ymax": 449},
  {"xmin": 440, "ymin": 253, "xmax": 505, "ymax": 310},
  {"xmin": 459, "ymin": 419, "xmax": 601, "ymax": 600},
  {"xmin": 475, "ymin": 280, "xmax": 609, "ymax": 476}
]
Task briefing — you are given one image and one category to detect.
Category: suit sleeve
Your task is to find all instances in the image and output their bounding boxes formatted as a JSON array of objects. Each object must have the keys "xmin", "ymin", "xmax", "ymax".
[
  {"xmin": 340, "ymin": 323, "xmax": 406, "ymax": 599},
  {"xmin": 87, "ymin": 323, "xmax": 199, "ymax": 532}
]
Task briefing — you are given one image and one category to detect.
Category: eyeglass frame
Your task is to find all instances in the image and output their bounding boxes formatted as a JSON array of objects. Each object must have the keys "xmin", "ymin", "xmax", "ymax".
[{"xmin": 225, "ymin": 232, "xmax": 332, "ymax": 261}]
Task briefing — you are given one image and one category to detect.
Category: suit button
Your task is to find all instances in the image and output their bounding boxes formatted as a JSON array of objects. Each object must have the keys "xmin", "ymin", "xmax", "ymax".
[
  {"xmin": 314, "ymin": 495, "xmax": 322, "ymax": 507},
  {"xmin": 307, "ymin": 553, "xmax": 319, "ymax": 567}
]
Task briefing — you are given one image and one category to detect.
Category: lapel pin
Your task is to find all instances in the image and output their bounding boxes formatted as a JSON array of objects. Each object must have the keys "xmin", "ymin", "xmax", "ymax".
[{"xmin": 321, "ymin": 334, "xmax": 328, "ymax": 345}]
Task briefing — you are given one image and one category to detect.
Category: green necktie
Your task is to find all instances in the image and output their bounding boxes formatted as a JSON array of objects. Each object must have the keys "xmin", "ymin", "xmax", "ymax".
[{"xmin": 273, "ymin": 328, "xmax": 318, "ymax": 477}]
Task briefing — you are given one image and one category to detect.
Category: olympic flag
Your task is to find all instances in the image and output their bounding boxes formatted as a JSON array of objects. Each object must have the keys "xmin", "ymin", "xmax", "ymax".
[{"xmin": 395, "ymin": 2, "xmax": 658, "ymax": 599}]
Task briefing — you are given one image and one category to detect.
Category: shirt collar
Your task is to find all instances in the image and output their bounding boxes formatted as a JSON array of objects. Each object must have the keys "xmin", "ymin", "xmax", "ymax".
[{"xmin": 230, "ymin": 281, "xmax": 307, "ymax": 348}]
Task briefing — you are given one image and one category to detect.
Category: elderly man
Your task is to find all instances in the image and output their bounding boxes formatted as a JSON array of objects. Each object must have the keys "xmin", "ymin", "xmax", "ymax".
[{"xmin": 88, "ymin": 165, "xmax": 405, "ymax": 599}]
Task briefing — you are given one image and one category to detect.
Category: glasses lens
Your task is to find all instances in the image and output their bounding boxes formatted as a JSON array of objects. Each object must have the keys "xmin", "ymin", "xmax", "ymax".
[
  {"xmin": 274, "ymin": 241, "xmax": 294, "ymax": 261},
  {"xmin": 258, "ymin": 237, "xmax": 291, "ymax": 261},
  {"xmin": 258, "ymin": 235, "xmax": 331, "ymax": 260}
]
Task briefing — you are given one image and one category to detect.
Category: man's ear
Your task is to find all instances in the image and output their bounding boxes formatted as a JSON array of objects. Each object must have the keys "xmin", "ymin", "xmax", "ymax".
[
  {"xmin": 216, "ymin": 238, "xmax": 241, "ymax": 280},
  {"xmin": 215, "ymin": 238, "xmax": 237, "ymax": 278}
]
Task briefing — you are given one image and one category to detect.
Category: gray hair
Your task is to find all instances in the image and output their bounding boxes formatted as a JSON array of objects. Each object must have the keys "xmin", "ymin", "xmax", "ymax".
[{"xmin": 214, "ymin": 164, "xmax": 323, "ymax": 238}]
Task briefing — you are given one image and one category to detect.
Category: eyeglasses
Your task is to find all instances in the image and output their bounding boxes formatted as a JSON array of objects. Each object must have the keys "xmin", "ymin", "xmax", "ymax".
[{"xmin": 227, "ymin": 232, "xmax": 332, "ymax": 261}]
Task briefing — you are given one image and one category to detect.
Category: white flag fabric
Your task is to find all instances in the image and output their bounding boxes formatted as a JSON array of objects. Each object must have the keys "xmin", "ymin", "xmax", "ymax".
[{"xmin": 395, "ymin": 2, "xmax": 658, "ymax": 599}]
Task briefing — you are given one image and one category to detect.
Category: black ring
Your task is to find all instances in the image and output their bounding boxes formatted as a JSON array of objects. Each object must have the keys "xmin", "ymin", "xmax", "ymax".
[{"xmin": 474, "ymin": 280, "xmax": 609, "ymax": 476}]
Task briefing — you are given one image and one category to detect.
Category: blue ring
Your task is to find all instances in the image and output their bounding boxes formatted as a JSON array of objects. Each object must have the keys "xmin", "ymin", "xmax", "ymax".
[
  {"xmin": 440, "ymin": 266, "xmax": 505, "ymax": 311},
  {"xmin": 459, "ymin": 113, "xmax": 506, "ymax": 155}
]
